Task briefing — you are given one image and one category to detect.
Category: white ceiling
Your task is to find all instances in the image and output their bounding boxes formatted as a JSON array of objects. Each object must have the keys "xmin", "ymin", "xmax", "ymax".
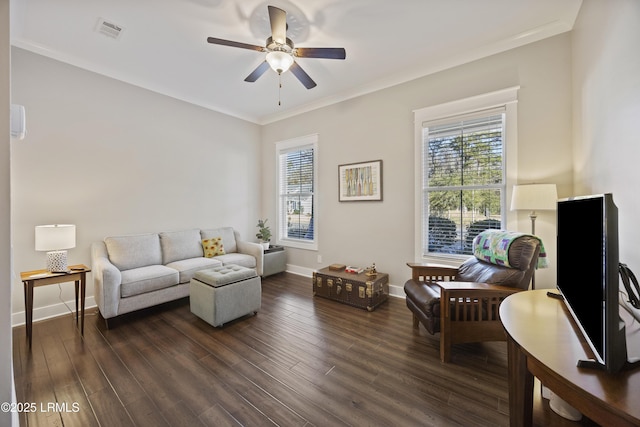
[{"xmin": 10, "ymin": 0, "xmax": 583, "ymax": 125}]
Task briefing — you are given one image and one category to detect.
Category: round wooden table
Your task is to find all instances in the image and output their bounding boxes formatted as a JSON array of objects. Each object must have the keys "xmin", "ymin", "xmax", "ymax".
[{"xmin": 500, "ymin": 289, "xmax": 640, "ymax": 427}]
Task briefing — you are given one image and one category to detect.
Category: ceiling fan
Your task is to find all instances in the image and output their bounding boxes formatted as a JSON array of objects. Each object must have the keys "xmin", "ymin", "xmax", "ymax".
[{"xmin": 207, "ymin": 5, "xmax": 346, "ymax": 89}]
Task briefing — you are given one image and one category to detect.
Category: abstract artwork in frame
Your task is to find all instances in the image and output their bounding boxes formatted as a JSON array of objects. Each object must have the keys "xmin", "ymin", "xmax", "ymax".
[{"xmin": 338, "ymin": 160, "xmax": 382, "ymax": 202}]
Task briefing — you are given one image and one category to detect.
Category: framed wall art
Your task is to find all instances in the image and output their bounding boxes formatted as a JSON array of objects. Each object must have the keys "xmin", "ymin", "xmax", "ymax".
[{"xmin": 338, "ymin": 159, "xmax": 382, "ymax": 202}]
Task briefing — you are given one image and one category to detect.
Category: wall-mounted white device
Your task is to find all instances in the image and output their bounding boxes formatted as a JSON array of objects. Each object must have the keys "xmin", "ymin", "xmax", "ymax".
[{"xmin": 10, "ymin": 104, "xmax": 26, "ymax": 140}]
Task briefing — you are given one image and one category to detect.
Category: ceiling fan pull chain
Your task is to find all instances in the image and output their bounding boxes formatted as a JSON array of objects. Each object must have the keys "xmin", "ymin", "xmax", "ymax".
[{"xmin": 278, "ymin": 73, "xmax": 282, "ymax": 106}]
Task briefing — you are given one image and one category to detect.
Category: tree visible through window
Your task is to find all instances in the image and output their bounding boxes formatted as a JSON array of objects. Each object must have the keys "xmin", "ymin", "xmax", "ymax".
[
  {"xmin": 423, "ymin": 112, "xmax": 505, "ymax": 255},
  {"xmin": 276, "ymin": 135, "xmax": 317, "ymax": 249}
]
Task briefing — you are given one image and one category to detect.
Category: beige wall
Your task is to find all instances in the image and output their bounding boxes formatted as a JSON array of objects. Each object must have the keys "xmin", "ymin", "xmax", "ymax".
[
  {"xmin": 2, "ymin": 0, "xmax": 15, "ymax": 424},
  {"xmin": 4, "ymin": 3, "xmax": 639, "ymax": 424},
  {"xmin": 10, "ymin": 48, "xmax": 261, "ymax": 323},
  {"xmin": 572, "ymin": 0, "xmax": 640, "ymax": 268},
  {"xmin": 262, "ymin": 34, "xmax": 574, "ymax": 291},
  {"xmin": 10, "ymin": 0, "xmax": 640, "ymax": 319}
]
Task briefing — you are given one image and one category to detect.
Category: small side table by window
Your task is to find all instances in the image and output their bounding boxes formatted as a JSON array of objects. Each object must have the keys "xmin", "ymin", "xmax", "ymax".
[
  {"xmin": 263, "ymin": 245, "xmax": 286, "ymax": 277},
  {"xmin": 20, "ymin": 264, "xmax": 91, "ymax": 348}
]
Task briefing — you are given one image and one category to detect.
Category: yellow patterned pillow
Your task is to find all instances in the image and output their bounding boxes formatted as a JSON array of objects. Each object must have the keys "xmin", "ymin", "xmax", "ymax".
[{"xmin": 202, "ymin": 237, "xmax": 225, "ymax": 257}]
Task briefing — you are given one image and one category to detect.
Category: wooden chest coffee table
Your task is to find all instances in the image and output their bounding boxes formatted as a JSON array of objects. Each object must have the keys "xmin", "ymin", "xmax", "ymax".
[{"xmin": 312, "ymin": 267, "xmax": 389, "ymax": 311}]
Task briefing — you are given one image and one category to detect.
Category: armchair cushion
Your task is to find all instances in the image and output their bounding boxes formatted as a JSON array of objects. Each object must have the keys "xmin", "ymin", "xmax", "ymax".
[
  {"xmin": 457, "ymin": 257, "xmax": 528, "ymax": 289},
  {"xmin": 404, "ymin": 280, "xmax": 441, "ymax": 333}
]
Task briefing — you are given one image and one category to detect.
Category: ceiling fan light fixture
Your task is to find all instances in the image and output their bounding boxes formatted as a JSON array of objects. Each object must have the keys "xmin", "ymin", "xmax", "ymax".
[
  {"xmin": 266, "ymin": 51, "xmax": 294, "ymax": 74},
  {"xmin": 207, "ymin": 5, "xmax": 345, "ymax": 90}
]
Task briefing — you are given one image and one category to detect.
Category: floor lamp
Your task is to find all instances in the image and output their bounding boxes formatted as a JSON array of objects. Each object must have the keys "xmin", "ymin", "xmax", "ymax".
[
  {"xmin": 510, "ymin": 183, "xmax": 557, "ymax": 289},
  {"xmin": 511, "ymin": 184, "xmax": 580, "ymax": 421}
]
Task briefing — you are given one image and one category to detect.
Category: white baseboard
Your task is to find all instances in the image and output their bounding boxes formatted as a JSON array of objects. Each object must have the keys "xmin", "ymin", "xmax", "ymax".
[
  {"xmin": 284, "ymin": 264, "xmax": 405, "ymax": 299},
  {"xmin": 284, "ymin": 263, "xmax": 314, "ymax": 277},
  {"xmin": 388, "ymin": 284, "xmax": 405, "ymax": 298},
  {"xmin": 12, "ymin": 297, "xmax": 96, "ymax": 327},
  {"xmin": 13, "ymin": 264, "xmax": 406, "ymax": 327}
]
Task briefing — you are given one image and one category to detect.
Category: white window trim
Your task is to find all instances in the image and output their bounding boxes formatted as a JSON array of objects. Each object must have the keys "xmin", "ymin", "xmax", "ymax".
[
  {"xmin": 275, "ymin": 133, "xmax": 319, "ymax": 251},
  {"xmin": 413, "ymin": 87, "xmax": 519, "ymax": 264}
]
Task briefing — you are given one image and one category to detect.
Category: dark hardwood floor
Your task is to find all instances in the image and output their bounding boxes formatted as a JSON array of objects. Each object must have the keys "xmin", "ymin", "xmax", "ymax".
[{"xmin": 13, "ymin": 272, "xmax": 595, "ymax": 426}]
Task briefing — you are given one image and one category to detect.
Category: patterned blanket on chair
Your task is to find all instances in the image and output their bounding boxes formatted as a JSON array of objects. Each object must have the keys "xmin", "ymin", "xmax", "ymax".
[{"xmin": 473, "ymin": 230, "xmax": 548, "ymax": 269}]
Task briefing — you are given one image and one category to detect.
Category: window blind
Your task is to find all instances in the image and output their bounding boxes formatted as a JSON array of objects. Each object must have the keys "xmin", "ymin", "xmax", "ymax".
[
  {"xmin": 422, "ymin": 110, "xmax": 505, "ymax": 256},
  {"xmin": 278, "ymin": 145, "xmax": 315, "ymax": 243}
]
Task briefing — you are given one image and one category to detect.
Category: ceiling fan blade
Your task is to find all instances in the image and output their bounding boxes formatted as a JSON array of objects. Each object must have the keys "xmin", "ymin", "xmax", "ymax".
[
  {"xmin": 290, "ymin": 62, "xmax": 317, "ymax": 89},
  {"xmin": 244, "ymin": 61, "xmax": 270, "ymax": 82},
  {"xmin": 295, "ymin": 47, "xmax": 346, "ymax": 60},
  {"xmin": 268, "ymin": 5, "xmax": 287, "ymax": 44},
  {"xmin": 207, "ymin": 37, "xmax": 265, "ymax": 52}
]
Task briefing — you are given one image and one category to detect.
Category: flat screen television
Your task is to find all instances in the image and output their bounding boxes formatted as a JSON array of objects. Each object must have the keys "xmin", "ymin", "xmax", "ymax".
[{"xmin": 556, "ymin": 193, "xmax": 637, "ymax": 373}]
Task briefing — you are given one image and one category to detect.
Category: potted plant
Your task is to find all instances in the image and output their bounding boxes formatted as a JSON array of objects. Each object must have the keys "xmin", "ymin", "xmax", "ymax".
[{"xmin": 256, "ymin": 219, "xmax": 272, "ymax": 249}]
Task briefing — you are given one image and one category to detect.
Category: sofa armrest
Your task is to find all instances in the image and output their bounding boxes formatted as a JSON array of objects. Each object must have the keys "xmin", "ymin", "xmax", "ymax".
[
  {"xmin": 237, "ymin": 240, "xmax": 264, "ymax": 276},
  {"xmin": 91, "ymin": 241, "xmax": 122, "ymax": 319}
]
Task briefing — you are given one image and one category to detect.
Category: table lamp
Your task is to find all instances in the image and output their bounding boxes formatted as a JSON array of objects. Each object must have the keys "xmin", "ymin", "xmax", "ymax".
[{"xmin": 35, "ymin": 224, "xmax": 76, "ymax": 272}]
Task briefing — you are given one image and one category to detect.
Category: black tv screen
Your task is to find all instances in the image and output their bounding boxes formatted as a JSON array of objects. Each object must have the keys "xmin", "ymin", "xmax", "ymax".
[{"xmin": 556, "ymin": 193, "xmax": 628, "ymax": 373}]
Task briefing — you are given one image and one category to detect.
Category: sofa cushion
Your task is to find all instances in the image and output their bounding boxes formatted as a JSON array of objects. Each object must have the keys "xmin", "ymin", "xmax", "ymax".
[
  {"xmin": 201, "ymin": 227, "xmax": 237, "ymax": 253},
  {"xmin": 165, "ymin": 257, "xmax": 222, "ymax": 284},
  {"xmin": 120, "ymin": 265, "xmax": 179, "ymax": 298},
  {"xmin": 105, "ymin": 234, "xmax": 162, "ymax": 271},
  {"xmin": 202, "ymin": 237, "xmax": 225, "ymax": 258},
  {"xmin": 159, "ymin": 229, "xmax": 203, "ymax": 265},
  {"xmin": 214, "ymin": 253, "xmax": 256, "ymax": 270}
]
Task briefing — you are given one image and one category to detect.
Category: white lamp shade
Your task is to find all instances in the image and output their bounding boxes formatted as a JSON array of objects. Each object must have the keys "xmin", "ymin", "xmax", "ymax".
[
  {"xmin": 35, "ymin": 224, "xmax": 76, "ymax": 251},
  {"xmin": 266, "ymin": 51, "xmax": 294, "ymax": 74},
  {"xmin": 510, "ymin": 184, "xmax": 558, "ymax": 212}
]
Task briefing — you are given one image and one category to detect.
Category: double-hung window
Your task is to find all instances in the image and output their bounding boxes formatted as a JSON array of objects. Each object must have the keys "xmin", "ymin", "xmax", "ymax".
[
  {"xmin": 414, "ymin": 88, "xmax": 518, "ymax": 259},
  {"xmin": 276, "ymin": 134, "xmax": 318, "ymax": 250}
]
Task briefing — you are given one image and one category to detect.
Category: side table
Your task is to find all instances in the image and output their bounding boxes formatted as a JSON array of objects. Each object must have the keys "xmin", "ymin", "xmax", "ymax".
[
  {"xmin": 263, "ymin": 245, "xmax": 286, "ymax": 277},
  {"xmin": 20, "ymin": 264, "xmax": 91, "ymax": 348}
]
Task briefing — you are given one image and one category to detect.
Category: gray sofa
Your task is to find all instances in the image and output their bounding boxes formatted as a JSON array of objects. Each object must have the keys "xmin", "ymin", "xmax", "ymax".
[{"xmin": 91, "ymin": 227, "xmax": 263, "ymax": 325}]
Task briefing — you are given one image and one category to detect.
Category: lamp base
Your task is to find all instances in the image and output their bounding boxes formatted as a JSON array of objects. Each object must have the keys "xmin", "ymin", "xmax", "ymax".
[{"xmin": 46, "ymin": 250, "xmax": 69, "ymax": 272}]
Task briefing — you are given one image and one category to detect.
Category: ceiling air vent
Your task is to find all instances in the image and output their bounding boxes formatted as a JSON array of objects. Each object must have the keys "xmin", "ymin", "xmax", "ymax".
[{"xmin": 95, "ymin": 18, "xmax": 125, "ymax": 40}]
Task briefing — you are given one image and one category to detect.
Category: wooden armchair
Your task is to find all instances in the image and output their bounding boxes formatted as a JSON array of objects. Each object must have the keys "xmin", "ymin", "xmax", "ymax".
[{"xmin": 404, "ymin": 233, "xmax": 541, "ymax": 363}]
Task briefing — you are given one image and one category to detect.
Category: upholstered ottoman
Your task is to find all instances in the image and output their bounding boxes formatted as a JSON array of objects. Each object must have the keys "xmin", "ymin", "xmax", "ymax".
[{"xmin": 189, "ymin": 264, "xmax": 261, "ymax": 327}]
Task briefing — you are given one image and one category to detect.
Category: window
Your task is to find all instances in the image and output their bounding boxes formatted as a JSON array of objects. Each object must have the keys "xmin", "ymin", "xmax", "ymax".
[
  {"xmin": 414, "ymin": 88, "xmax": 518, "ymax": 260},
  {"xmin": 276, "ymin": 134, "xmax": 318, "ymax": 250}
]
